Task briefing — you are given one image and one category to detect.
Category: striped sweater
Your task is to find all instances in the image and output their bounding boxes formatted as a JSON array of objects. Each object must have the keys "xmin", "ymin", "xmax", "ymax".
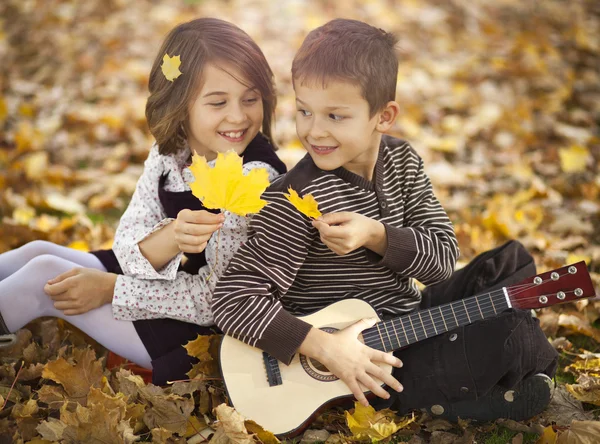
[{"xmin": 212, "ymin": 135, "xmax": 459, "ymax": 364}]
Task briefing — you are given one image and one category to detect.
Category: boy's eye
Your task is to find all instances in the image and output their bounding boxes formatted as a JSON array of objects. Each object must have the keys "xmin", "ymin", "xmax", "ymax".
[{"xmin": 329, "ymin": 113, "xmax": 344, "ymax": 121}]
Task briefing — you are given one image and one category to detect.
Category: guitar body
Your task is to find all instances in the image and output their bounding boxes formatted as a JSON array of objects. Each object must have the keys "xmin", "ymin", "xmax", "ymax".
[{"xmin": 219, "ymin": 298, "xmax": 392, "ymax": 436}]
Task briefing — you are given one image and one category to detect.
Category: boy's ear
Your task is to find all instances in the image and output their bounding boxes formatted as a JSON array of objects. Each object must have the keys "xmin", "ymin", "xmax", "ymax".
[{"xmin": 375, "ymin": 101, "xmax": 400, "ymax": 132}]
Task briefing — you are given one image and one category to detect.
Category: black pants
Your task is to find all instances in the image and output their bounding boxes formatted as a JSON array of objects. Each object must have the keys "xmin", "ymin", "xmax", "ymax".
[{"xmin": 389, "ymin": 240, "xmax": 559, "ymax": 413}]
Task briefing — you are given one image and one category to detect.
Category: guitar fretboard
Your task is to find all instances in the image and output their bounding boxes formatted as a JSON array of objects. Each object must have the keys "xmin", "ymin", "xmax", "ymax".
[{"xmin": 362, "ymin": 290, "xmax": 511, "ymax": 352}]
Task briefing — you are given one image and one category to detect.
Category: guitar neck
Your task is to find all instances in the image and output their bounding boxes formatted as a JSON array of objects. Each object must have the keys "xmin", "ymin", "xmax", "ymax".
[{"xmin": 363, "ymin": 289, "xmax": 511, "ymax": 352}]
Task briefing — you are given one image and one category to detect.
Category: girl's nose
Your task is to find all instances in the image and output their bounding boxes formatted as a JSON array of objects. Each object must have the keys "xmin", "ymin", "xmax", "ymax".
[{"xmin": 226, "ymin": 103, "xmax": 246, "ymax": 124}]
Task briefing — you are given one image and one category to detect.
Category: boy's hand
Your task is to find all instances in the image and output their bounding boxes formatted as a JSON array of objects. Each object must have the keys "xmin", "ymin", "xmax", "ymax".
[
  {"xmin": 312, "ymin": 212, "xmax": 387, "ymax": 256},
  {"xmin": 299, "ymin": 319, "xmax": 403, "ymax": 407},
  {"xmin": 174, "ymin": 209, "xmax": 224, "ymax": 254},
  {"xmin": 44, "ymin": 268, "xmax": 117, "ymax": 315}
]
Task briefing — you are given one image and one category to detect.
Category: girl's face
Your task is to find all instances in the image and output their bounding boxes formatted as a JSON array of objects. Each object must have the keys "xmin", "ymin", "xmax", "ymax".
[{"xmin": 186, "ymin": 63, "xmax": 264, "ymax": 160}]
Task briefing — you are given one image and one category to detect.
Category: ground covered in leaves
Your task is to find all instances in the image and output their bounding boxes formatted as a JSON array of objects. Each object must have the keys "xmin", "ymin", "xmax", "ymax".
[{"xmin": 0, "ymin": 0, "xmax": 599, "ymax": 442}]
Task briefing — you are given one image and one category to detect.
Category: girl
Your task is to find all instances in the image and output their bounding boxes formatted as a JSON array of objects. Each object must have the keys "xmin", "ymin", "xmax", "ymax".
[{"xmin": 0, "ymin": 18, "xmax": 286, "ymax": 384}]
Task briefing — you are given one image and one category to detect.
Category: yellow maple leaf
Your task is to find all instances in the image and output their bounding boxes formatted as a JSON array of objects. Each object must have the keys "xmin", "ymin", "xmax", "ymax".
[
  {"xmin": 559, "ymin": 145, "xmax": 590, "ymax": 173},
  {"xmin": 284, "ymin": 186, "xmax": 322, "ymax": 219},
  {"xmin": 161, "ymin": 54, "xmax": 182, "ymax": 82},
  {"xmin": 188, "ymin": 151, "xmax": 270, "ymax": 216},
  {"xmin": 345, "ymin": 402, "xmax": 414, "ymax": 442}
]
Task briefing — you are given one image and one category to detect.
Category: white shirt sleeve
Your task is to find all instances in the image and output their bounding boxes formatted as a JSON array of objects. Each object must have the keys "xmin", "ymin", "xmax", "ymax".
[
  {"xmin": 112, "ymin": 145, "xmax": 184, "ymax": 280},
  {"xmin": 112, "ymin": 161, "xmax": 282, "ymax": 324}
]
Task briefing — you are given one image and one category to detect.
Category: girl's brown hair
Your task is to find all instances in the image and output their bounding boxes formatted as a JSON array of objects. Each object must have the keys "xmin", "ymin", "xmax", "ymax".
[{"xmin": 146, "ymin": 18, "xmax": 277, "ymax": 155}]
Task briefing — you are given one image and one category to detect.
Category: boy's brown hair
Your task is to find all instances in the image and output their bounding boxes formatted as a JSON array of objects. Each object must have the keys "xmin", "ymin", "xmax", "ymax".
[
  {"xmin": 292, "ymin": 19, "xmax": 398, "ymax": 117},
  {"xmin": 146, "ymin": 18, "xmax": 277, "ymax": 155}
]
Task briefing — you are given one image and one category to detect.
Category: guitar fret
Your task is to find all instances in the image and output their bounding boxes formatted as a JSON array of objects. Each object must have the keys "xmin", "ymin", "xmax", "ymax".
[
  {"xmin": 417, "ymin": 311, "xmax": 428, "ymax": 338},
  {"xmin": 398, "ymin": 317, "xmax": 410, "ymax": 344},
  {"xmin": 475, "ymin": 297, "xmax": 484, "ymax": 319},
  {"xmin": 375, "ymin": 322, "xmax": 387, "ymax": 351},
  {"xmin": 439, "ymin": 306, "xmax": 448, "ymax": 331},
  {"xmin": 382, "ymin": 321, "xmax": 394, "ymax": 349},
  {"xmin": 400, "ymin": 316, "xmax": 415, "ymax": 344},
  {"xmin": 489, "ymin": 294, "xmax": 497, "ymax": 314},
  {"xmin": 407, "ymin": 314, "xmax": 418, "ymax": 341},
  {"xmin": 389, "ymin": 320, "xmax": 402, "ymax": 348},
  {"xmin": 429, "ymin": 310, "xmax": 438, "ymax": 335},
  {"xmin": 449, "ymin": 304, "xmax": 459, "ymax": 327},
  {"xmin": 462, "ymin": 300, "xmax": 471, "ymax": 323}
]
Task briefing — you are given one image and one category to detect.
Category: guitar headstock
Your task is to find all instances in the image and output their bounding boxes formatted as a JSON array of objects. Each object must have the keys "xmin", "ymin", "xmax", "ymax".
[{"xmin": 508, "ymin": 261, "xmax": 596, "ymax": 310}]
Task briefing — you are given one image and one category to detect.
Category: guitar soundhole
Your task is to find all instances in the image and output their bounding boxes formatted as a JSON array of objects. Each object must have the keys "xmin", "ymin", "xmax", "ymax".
[{"xmin": 299, "ymin": 327, "xmax": 340, "ymax": 382}]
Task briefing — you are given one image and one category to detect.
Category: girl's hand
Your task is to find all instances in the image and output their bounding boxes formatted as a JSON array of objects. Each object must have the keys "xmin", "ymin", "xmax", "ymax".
[
  {"xmin": 299, "ymin": 319, "xmax": 403, "ymax": 407},
  {"xmin": 44, "ymin": 268, "xmax": 117, "ymax": 315},
  {"xmin": 312, "ymin": 212, "xmax": 387, "ymax": 256},
  {"xmin": 174, "ymin": 209, "xmax": 224, "ymax": 253}
]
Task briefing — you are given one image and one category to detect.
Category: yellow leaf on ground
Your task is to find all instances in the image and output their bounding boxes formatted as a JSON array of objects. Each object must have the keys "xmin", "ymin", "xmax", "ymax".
[
  {"xmin": 284, "ymin": 186, "xmax": 322, "ymax": 219},
  {"xmin": 559, "ymin": 145, "xmax": 590, "ymax": 173},
  {"xmin": 188, "ymin": 151, "xmax": 270, "ymax": 216},
  {"xmin": 566, "ymin": 254, "xmax": 591, "ymax": 266},
  {"xmin": 183, "ymin": 335, "xmax": 212, "ymax": 362},
  {"xmin": 345, "ymin": 402, "xmax": 414, "ymax": 442},
  {"xmin": 161, "ymin": 54, "xmax": 182, "ymax": 82},
  {"xmin": 245, "ymin": 419, "xmax": 280, "ymax": 443},
  {"xmin": 537, "ymin": 425, "xmax": 557, "ymax": 444},
  {"xmin": 0, "ymin": 96, "xmax": 7, "ymax": 124},
  {"xmin": 67, "ymin": 240, "xmax": 89, "ymax": 252}
]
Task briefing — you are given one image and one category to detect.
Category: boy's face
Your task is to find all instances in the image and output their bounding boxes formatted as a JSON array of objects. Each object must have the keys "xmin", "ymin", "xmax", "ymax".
[{"xmin": 294, "ymin": 79, "xmax": 382, "ymax": 179}]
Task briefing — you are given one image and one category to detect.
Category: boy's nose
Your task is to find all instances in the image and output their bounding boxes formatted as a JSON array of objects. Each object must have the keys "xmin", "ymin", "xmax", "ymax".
[{"xmin": 308, "ymin": 120, "xmax": 328, "ymax": 139}]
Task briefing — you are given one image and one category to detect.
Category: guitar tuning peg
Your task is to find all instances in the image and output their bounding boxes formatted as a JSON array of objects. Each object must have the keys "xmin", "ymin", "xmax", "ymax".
[
  {"xmin": 551, "ymin": 272, "xmax": 559, "ymax": 281},
  {"xmin": 568, "ymin": 266, "xmax": 577, "ymax": 274},
  {"xmin": 539, "ymin": 296, "xmax": 548, "ymax": 304},
  {"xmin": 557, "ymin": 291, "xmax": 566, "ymax": 300},
  {"xmin": 575, "ymin": 288, "xmax": 583, "ymax": 297},
  {"xmin": 534, "ymin": 277, "xmax": 542, "ymax": 285}
]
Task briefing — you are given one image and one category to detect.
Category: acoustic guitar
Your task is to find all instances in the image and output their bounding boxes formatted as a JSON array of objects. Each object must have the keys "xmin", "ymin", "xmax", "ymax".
[{"xmin": 219, "ymin": 261, "xmax": 596, "ymax": 437}]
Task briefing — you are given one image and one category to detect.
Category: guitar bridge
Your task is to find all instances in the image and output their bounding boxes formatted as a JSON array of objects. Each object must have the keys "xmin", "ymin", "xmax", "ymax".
[{"xmin": 262, "ymin": 352, "xmax": 282, "ymax": 387}]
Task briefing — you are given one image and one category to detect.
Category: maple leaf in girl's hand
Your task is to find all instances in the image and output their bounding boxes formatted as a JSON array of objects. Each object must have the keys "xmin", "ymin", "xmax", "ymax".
[
  {"xmin": 161, "ymin": 54, "xmax": 182, "ymax": 82},
  {"xmin": 284, "ymin": 186, "xmax": 322, "ymax": 219},
  {"xmin": 188, "ymin": 151, "xmax": 270, "ymax": 216}
]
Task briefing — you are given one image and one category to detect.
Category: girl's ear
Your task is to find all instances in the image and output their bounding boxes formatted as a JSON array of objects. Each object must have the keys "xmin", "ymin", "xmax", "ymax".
[{"xmin": 375, "ymin": 101, "xmax": 400, "ymax": 133}]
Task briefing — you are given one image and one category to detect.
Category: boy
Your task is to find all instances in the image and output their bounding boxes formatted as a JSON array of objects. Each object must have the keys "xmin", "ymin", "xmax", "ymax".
[{"xmin": 212, "ymin": 19, "xmax": 558, "ymax": 421}]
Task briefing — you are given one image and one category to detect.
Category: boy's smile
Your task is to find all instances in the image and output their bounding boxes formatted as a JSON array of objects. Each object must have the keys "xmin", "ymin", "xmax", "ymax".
[{"xmin": 295, "ymin": 80, "xmax": 383, "ymax": 181}]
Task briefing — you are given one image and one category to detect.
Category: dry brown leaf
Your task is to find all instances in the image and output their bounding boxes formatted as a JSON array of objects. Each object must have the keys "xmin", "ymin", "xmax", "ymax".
[
  {"xmin": 140, "ymin": 386, "xmax": 194, "ymax": 435},
  {"xmin": 41, "ymin": 347, "xmax": 104, "ymax": 405},
  {"xmin": 558, "ymin": 313, "xmax": 600, "ymax": 343},
  {"xmin": 556, "ymin": 420, "xmax": 600, "ymax": 444},
  {"xmin": 210, "ymin": 403, "xmax": 255, "ymax": 444}
]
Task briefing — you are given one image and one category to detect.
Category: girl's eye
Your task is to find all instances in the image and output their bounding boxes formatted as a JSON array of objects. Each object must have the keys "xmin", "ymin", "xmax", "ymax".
[
  {"xmin": 209, "ymin": 101, "xmax": 226, "ymax": 107},
  {"xmin": 329, "ymin": 114, "xmax": 344, "ymax": 121},
  {"xmin": 244, "ymin": 98, "xmax": 259, "ymax": 104},
  {"xmin": 298, "ymin": 109, "xmax": 312, "ymax": 117}
]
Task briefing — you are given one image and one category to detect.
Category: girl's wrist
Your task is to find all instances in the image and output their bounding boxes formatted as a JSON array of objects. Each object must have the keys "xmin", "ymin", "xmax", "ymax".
[{"xmin": 104, "ymin": 273, "xmax": 118, "ymax": 305}]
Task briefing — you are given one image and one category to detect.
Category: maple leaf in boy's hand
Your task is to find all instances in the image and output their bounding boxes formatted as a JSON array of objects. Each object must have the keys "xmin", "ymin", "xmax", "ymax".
[
  {"xmin": 188, "ymin": 151, "xmax": 270, "ymax": 216},
  {"xmin": 284, "ymin": 186, "xmax": 322, "ymax": 219},
  {"xmin": 161, "ymin": 54, "xmax": 182, "ymax": 82}
]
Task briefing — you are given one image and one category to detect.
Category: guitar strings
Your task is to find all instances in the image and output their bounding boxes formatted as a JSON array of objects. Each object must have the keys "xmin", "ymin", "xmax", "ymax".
[
  {"xmin": 362, "ymin": 289, "xmax": 580, "ymax": 352},
  {"xmin": 266, "ymin": 271, "xmax": 580, "ymax": 376},
  {"xmin": 361, "ymin": 271, "xmax": 579, "ymax": 349}
]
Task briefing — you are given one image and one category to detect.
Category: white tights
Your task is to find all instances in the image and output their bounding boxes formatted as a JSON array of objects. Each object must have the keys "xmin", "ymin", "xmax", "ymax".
[{"xmin": 0, "ymin": 240, "xmax": 152, "ymax": 368}]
